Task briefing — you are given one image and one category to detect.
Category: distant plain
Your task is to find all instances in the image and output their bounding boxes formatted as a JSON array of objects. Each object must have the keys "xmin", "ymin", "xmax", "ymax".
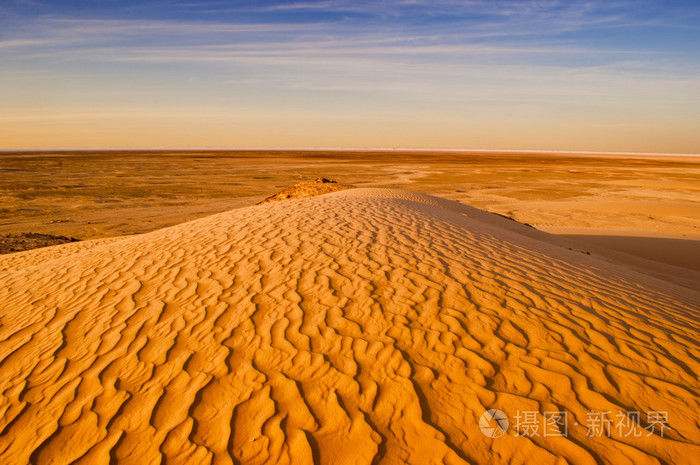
[{"xmin": 1, "ymin": 150, "xmax": 699, "ymax": 272}]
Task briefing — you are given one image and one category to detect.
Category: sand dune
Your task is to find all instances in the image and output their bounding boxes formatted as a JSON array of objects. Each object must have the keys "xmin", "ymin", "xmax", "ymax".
[{"xmin": 0, "ymin": 188, "xmax": 698, "ymax": 465}]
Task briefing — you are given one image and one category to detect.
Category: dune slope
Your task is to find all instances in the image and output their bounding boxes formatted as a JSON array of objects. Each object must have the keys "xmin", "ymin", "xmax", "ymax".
[{"xmin": 0, "ymin": 188, "xmax": 698, "ymax": 465}]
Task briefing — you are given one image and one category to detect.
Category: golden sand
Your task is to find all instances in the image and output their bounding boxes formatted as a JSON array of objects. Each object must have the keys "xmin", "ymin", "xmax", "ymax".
[
  {"xmin": 2, "ymin": 151, "xmax": 698, "ymax": 242},
  {"xmin": 1, "ymin": 188, "xmax": 698, "ymax": 464}
]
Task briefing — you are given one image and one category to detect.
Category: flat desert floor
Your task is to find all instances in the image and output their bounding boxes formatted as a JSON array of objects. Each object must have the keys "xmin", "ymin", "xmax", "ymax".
[
  {"xmin": 1, "ymin": 150, "xmax": 699, "ymax": 271},
  {"xmin": 0, "ymin": 151, "xmax": 699, "ymax": 464}
]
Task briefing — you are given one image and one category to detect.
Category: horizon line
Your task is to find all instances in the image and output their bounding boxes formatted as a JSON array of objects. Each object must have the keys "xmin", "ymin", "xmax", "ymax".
[{"xmin": 1, "ymin": 146, "xmax": 699, "ymax": 157}]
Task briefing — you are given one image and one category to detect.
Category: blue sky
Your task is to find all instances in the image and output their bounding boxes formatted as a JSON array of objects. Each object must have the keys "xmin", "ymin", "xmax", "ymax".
[{"xmin": 1, "ymin": 0, "xmax": 699, "ymax": 151}]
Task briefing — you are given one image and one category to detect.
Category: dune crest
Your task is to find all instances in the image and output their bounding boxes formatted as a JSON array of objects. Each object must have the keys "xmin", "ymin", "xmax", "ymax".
[
  {"xmin": 0, "ymin": 188, "xmax": 698, "ymax": 465},
  {"xmin": 258, "ymin": 178, "xmax": 353, "ymax": 204}
]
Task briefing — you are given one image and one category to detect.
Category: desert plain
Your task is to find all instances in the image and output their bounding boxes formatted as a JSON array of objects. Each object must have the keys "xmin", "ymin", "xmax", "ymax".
[{"xmin": 0, "ymin": 150, "xmax": 699, "ymax": 464}]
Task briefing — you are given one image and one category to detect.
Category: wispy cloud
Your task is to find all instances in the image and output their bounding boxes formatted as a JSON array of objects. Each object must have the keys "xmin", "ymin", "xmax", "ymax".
[
  {"xmin": 0, "ymin": 0, "xmax": 681, "ymax": 44},
  {"xmin": 3, "ymin": 14, "xmax": 691, "ymax": 77},
  {"xmin": 0, "ymin": 11, "xmax": 684, "ymax": 59},
  {"xmin": 1, "ymin": 0, "xmax": 699, "ymax": 150}
]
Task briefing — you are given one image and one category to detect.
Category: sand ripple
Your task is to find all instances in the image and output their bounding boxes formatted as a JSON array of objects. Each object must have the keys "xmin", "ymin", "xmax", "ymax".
[{"xmin": 0, "ymin": 188, "xmax": 698, "ymax": 464}]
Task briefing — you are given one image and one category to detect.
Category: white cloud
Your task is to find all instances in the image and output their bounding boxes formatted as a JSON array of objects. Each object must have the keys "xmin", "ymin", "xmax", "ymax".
[{"xmin": 1, "ymin": 0, "xmax": 698, "ymax": 148}]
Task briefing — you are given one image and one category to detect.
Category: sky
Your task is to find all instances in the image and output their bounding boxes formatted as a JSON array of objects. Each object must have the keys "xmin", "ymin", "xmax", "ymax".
[{"xmin": 1, "ymin": 0, "xmax": 700, "ymax": 152}]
